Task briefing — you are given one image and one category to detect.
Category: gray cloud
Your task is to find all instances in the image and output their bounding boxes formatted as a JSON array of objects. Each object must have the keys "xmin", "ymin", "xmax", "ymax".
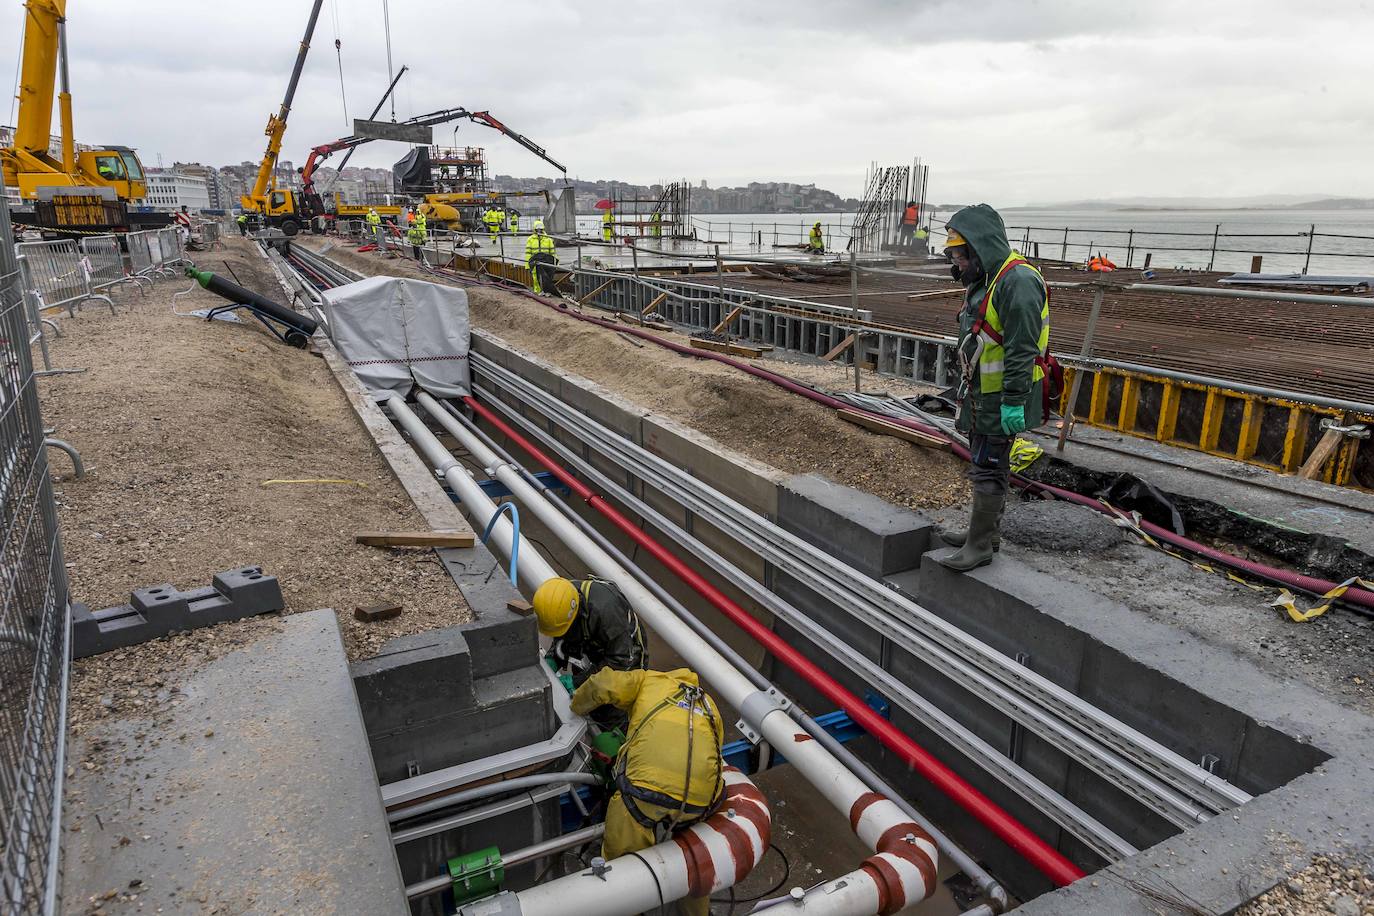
[{"xmin": 2, "ymin": 0, "xmax": 1370, "ymax": 205}]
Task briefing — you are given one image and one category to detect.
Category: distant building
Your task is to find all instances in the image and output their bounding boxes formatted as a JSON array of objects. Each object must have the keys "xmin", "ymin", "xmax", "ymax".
[
  {"xmin": 143, "ymin": 168, "xmax": 210, "ymax": 211},
  {"xmin": 173, "ymin": 162, "xmax": 220, "ymax": 209}
]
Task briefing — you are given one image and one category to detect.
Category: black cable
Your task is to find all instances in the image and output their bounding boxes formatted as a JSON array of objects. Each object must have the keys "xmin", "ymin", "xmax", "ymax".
[
  {"xmin": 628, "ymin": 850, "xmax": 666, "ymax": 913},
  {"xmin": 710, "ymin": 843, "xmax": 792, "ymax": 905}
]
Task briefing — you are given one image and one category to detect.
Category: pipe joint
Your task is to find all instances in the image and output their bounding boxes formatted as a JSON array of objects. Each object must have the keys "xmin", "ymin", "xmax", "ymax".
[{"xmin": 735, "ymin": 687, "xmax": 791, "ymax": 744}]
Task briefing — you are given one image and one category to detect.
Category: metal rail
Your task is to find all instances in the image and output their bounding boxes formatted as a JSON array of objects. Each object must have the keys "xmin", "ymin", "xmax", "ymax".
[{"xmin": 471, "ymin": 352, "xmax": 1252, "ymax": 822}]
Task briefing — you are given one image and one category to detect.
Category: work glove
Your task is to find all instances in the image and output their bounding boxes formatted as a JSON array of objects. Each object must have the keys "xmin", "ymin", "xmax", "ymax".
[{"xmin": 1000, "ymin": 403, "xmax": 1026, "ymax": 435}]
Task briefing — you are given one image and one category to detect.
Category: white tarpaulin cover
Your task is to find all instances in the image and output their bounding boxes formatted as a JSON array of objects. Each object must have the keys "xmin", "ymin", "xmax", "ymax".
[{"xmin": 322, "ymin": 275, "xmax": 471, "ymax": 398}]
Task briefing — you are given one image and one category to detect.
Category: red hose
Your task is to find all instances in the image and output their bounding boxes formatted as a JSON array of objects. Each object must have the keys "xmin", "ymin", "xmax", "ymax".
[
  {"xmin": 483, "ymin": 288, "xmax": 1373, "ymax": 612},
  {"xmin": 464, "ymin": 394, "xmax": 1086, "ymax": 887}
]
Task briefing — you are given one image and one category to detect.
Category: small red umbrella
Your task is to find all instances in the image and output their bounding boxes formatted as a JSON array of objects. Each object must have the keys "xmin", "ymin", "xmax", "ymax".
[{"xmin": 594, "ymin": 199, "xmax": 615, "ymax": 210}]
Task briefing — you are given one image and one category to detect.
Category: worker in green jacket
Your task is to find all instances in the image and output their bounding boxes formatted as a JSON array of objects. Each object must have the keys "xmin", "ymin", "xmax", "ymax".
[
  {"xmin": 236, "ymin": 213, "xmax": 249, "ymax": 236},
  {"xmin": 649, "ymin": 210, "xmax": 662, "ymax": 238},
  {"xmin": 524, "ymin": 219, "xmax": 558, "ymax": 294},
  {"xmin": 602, "ymin": 206, "xmax": 616, "ymax": 242},
  {"xmin": 939, "ymin": 204, "xmax": 1051, "ymax": 572},
  {"xmin": 406, "ymin": 209, "xmax": 427, "ymax": 261},
  {"xmin": 507, "ymin": 209, "xmax": 519, "ymax": 232}
]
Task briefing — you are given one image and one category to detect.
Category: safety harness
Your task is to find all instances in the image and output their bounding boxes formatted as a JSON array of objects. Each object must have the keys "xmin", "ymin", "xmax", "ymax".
[
  {"xmin": 614, "ymin": 682, "xmax": 724, "ymax": 835},
  {"xmin": 958, "ymin": 253, "xmax": 1063, "ymax": 417}
]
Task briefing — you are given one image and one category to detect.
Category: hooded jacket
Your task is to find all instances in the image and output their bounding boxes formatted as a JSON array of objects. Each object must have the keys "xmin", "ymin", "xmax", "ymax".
[{"xmin": 947, "ymin": 204, "xmax": 1049, "ymax": 435}]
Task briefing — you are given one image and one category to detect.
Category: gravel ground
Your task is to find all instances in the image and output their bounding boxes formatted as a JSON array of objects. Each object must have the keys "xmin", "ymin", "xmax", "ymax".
[
  {"xmin": 304, "ymin": 238, "xmax": 971, "ymax": 513},
  {"xmin": 1236, "ymin": 855, "xmax": 1374, "ymax": 915},
  {"xmin": 40, "ymin": 236, "xmax": 470, "ymax": 676}
]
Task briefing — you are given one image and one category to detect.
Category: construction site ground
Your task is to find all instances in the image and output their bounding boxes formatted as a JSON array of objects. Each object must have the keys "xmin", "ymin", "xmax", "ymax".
[{"xmin": 305, "ymin": 236, "xmax": 1374, "ymax": 716}]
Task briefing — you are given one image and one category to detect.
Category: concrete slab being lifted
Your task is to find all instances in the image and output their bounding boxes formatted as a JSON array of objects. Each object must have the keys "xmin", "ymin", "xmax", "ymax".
[{"xmin": 61, "ymin": 610, "xmax": 407, "ymax": 914}]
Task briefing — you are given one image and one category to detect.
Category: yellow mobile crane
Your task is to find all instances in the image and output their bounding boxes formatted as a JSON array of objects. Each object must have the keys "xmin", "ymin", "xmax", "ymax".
[
  {"xmin": 2, "ymin": 0, "xmax": 162, "ymax": 230},
  {"xmin": 239, "ymin": 0, "xmax": 325, "ymax": 235}
]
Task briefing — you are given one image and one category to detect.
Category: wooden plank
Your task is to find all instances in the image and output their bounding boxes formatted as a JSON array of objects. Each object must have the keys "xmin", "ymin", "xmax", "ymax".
[
  {"xmin": 822, "ymin": 333, "xmax": 856, "ymax": 361},
  {"xmin": 906, "ymin": 289, "xmax": 964, "ymax": 301},
  {"xmin": 578, "ymin": 278, "xmax": 615, "ymax": 305},
  {"xmin": 711, "ymin": 306, "xmax": 743, "ymax": 335},
  {"xmin": 1297, "ymin": 415, "xmax": 1349, "ymax": 480},
  {"xmin": 354, "ymin": 602, "xmax": 403, "ymax": 622},
  {"xmin": 689, "ymin": 338, "xmax": 771, "ymax": 358},
  {"xmin": 355, "ymin": 530, "xmax": 477, "ymax": 548},
  {"xmin": 837, "ymin": 408, "xmax": 951, "ymax": 451},
  {"xmin": 641, "ymin": 292, "xmax": 668, "ymax": 316}
]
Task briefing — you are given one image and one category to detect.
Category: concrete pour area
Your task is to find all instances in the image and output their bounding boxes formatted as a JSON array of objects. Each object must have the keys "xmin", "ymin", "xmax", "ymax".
[{"xmin": 451, "ymin": 329, "xmax": 1374, "ymax": 914}]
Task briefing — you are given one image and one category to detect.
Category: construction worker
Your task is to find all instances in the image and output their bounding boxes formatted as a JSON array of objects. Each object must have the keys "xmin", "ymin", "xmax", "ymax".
[
  {"xmin": 483, "ymin": 206, "xmax": 503, "ymax": 244},
  {"xmin": 602, "ymin": 205, "xmax": 615, "ymax": 242},
  {"xmin": 524, "ymin": 219, "xmax": 559, "ymax": 295},
  {"xmin": 507, "ymin": 208, "xmax": 519, "ymax": 233},
  {"xmin": 570, "ymin": 667, "xmax": 723, "ymax": 916},
  {"xmin": 939, "ymin": 204, "xmax": 1053, "ymax": 572},
  {"xmin": 901, "ymin": 200, "xmax": 920, "ymax": 247},
  {"xmin": 407, "ymin": 208, "xmax": 427, "ymax": 261},
  {"xmin": 807, "ymin": 221, "xmax": 824, "ymax": 254},
  {"xmin": 650, "ymin": 210, "xmax": 662, "ymax": 238},
  {"xmin": 533, "ymin": 575, "xmax": 645, "ymax": 709},
  {"xmin": 236, "ymin": 213, "xmax": 249, "ymax": 236}
]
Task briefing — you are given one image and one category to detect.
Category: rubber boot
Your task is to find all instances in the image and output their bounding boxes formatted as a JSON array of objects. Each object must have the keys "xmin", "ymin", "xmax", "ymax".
[
  {"xmin": 939, "ymin": 501, "xmax": 1003, "ymax": 552},
  {"xmin": 937, "ymin": 491, "xmax": 1003, "ymax": 572}
]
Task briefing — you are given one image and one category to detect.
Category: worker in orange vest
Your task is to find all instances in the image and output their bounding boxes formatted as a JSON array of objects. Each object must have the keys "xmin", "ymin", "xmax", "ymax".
[{"xmin": 901, "ymin": 201, "xmax": 919, "ymax": 247}]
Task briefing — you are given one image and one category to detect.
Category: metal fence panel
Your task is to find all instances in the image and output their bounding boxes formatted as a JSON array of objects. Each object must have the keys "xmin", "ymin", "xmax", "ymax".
[
  {"xmin": 125, "ymin": 229, "xmax": 158, "ymax": 277},
  {"xmin": 77, "ymin": 235, "xmax": 125, "ymax": 292},
  {"xmin": 0, "ymin": 185, "xmax": 71, "ymax": 916},
  {"xmin": 13, "ymin": 240, "xmax": 112, "ymax": 317}
]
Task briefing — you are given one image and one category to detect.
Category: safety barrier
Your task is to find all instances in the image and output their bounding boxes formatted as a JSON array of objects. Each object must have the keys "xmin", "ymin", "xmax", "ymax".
[
  {"xmin": 155, "ymin": 227, "xmax": 185, "ymax": 275},
  {"xmin": 78, "ymin": 235, "xmax": 144, "ymax": 295},
  {"xmin": 0, "ymin": 189, "xmax": 71, "ymax": 916},
  {"xmin": 125, "ymin": 228, "xmax": 160, "ymax": 278},
  {"xmin": 14, "ymin": 239, "xmax": 114, "ymax": 317},
  {"xmin": 1060, "ymin": 361, "xmax": 1374, "ymax": 488},
  {"xmin": 196, "ymin": 221, "xmax": 221, "ymax": 248}
]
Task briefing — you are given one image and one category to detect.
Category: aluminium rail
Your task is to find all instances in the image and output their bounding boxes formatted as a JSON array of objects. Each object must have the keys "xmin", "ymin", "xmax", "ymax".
[
  {"xmin": 470, "ymin": 352, "xmax": 1252, "ymax": 822},
  {"xmin": 469, "ymin": 375, "xmax": 1137, "ymax": 862}
]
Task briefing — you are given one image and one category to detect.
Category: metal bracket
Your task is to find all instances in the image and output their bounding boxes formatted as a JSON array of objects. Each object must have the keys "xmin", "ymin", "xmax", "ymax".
[
  {"xmin": 1198, "ymin": 754, "xmax": 1221, "ymax": 775},
  {"xmin": 588, "ymin": 856, "xmax": 611, "ymax": 880},
  {"xmin": 735, "ymin": 687, "xmax": 792, "ymax": 745},
  {"xmin": 1319, "ymin": 419, "xmax": 1369, "ymax": 439}
]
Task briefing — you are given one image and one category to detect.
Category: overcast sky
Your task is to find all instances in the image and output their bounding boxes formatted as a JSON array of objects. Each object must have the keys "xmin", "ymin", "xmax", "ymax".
[{"xmin": 3, "ymin": 0, "xmax": 1372, "ymax": 206}]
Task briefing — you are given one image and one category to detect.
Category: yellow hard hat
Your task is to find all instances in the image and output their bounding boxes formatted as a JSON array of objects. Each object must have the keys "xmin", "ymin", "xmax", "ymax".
[
  {"xmin": 533, "ymin": 219, "xmax": 545, "ymax": 231},
  {"xmin": 944, "ymin": 227, "xmax": 967, "ymax": 248},
  {"xmin": 532, "ymin": 577, "xmax": 580, "ymax": 637}
]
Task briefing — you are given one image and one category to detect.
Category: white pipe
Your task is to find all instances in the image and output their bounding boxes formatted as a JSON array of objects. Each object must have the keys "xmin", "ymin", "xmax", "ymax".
[
  {"xmin": 460, "ymin": 768, "xmax": 769, "ymax": 916},
  {"xmin": 381, "ymin": 393, "xmax": 557, "ymax": 591},
  {"xmin": 419, "ymin": 392, "xmax": 939, "ymax": 915}
]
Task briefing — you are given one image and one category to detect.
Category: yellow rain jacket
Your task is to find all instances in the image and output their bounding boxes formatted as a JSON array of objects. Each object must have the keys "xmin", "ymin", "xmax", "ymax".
[{"xmin": 571, "ymin": 667, "xmax": 723, "ymax": 816}]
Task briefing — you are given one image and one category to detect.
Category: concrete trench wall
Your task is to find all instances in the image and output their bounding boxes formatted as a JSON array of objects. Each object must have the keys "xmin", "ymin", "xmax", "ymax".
[{"xmin": 468, "ymin": 330, "xmax": 1374, "ymax": 912}]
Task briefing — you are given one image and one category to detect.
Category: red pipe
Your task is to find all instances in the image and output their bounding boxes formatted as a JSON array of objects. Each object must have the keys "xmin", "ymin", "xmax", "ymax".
[
  {"xmin": 463, "ymin": 394, "xmax": 1086, "ymax": 888},
  {"xmin": 469, "ymin": 284, "xmax": 1372, "ymax": 612}
]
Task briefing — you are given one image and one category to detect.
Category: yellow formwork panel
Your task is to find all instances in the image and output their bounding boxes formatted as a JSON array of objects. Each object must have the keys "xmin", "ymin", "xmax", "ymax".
[{"xmin": 1061, "ymin": 365, "xmax": 1371, "ymax": 490}]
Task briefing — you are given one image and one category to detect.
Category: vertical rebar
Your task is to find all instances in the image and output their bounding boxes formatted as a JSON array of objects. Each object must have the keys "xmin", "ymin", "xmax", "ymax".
[
  {"xmin": 715, "ymin": 244, "xmax": 726, "ymax": 334},
  {"xmin": 1126, "ymin": 229, "xmax": 1134, "ymax": 268},
  {"xmin": 1302, "ymin": 224, "xmax": 1316, "ymax": 276},
  {"xmin": 1061, "ymin": 227, "xmax": 1069, "ymax": 261},
  {"xmin": 1057, "ymin": 283, "xmax": 1106, "ymax": 452},
  {"xmin": 850, "ymin": 249, "xmax": 861, "ymax": 391},
  {"xmin": 1207, "ymin": 224, "xmax": 1220, "ymax": 272}
]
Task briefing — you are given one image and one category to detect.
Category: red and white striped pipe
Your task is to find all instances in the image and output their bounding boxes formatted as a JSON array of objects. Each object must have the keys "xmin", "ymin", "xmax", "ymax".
[{"xmin": 463, "ymin": 767, "xmax": 770, "ymax": 916}]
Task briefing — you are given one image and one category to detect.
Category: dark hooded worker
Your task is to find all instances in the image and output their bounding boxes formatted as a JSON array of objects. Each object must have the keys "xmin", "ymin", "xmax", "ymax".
[{"xmin": 939, "ymin": 205, "xmax": 1052, "ymax": 572}]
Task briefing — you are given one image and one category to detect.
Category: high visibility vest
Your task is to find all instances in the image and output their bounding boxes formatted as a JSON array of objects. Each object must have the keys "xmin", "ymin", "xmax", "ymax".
[
  {"xmin": 809, "ymin": 227, "xmax": 823, "ymax": 246},
  {"xmin": 973, "ymin": 252, "xmax": 1050, "ymax": 395},
  {"xmin": 366, "ymin": 212, "xmax": 380, "ymax": 226},
  {"xmin": 525, "ymin": 232, "xmax": 556, "ymax": 261},
  {"xmin": 903, "ymin": 206, "xmax": 918, "ymax": 226},
  {"xmin": 602, "ymin": 210, "xmax": 614, "ymax": 225}
]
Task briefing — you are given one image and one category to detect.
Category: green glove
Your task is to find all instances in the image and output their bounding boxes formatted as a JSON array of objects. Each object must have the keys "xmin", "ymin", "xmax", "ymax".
[{"xmin": 1000, "ymin": 403, "xmax": 1026, "ymax": 435}]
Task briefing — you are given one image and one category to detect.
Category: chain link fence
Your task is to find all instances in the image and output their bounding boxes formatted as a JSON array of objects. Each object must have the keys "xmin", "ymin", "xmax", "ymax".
[{"xmin": 0, "ymin": 186, "xmax": 72, "ymax": 914}]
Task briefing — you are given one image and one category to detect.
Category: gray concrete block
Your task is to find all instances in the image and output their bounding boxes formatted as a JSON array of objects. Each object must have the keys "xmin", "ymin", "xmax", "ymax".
[
  {"xmin": 558, "ymin": 374, "xmax": 646, "ymax": 443},
  {"xmin": 72, "ymin": 566, "xmax": 284, "ymax": 658},
  {"xmin": 779, "ymin": 473, "xmax": 935, "ymax": 577}
]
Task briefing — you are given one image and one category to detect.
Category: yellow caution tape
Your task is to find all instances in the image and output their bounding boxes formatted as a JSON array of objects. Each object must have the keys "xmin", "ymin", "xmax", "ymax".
[
  {"xmin": 1100, "ymin": 502, "xmax": 1369, "ymax": 622},
  {"xmin": 261, "ymin": 478, "xmax": 368, "ymax": 487},
  {"xmin": 1010, "ymin": 437, "xmax": 1044, "ymax": 473},
  {"xmin": 1272, "ymin": 578, "xmax": 1374, "ymax": 623}
]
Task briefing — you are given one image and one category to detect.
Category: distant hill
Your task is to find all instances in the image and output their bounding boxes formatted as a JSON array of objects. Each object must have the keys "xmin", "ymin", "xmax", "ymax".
[{"xmin": 1009, "ymin": 194, "xmax": 1374, "ymax": 211}]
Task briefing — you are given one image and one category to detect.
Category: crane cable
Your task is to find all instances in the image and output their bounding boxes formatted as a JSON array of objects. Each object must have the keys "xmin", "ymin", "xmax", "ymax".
[{"xmin": 331, "ymin": 0, "xmax": 348, "ymax": 128}]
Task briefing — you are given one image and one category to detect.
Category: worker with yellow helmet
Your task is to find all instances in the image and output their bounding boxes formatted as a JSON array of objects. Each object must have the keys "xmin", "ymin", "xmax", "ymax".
[
  {"xmin": 807, "ymin": 221, "xmax": 824, "ymax": 253},
  {"xmin": 524, "ymin": 219, "xmax": 558, "ymax": 294},
  {"xmin": 570, "ymin": 667, "xmax": 723, "ymax": 916},
  {"xmin": 533, "ymin": 575, "xmax": 647, "ymax": 725}
]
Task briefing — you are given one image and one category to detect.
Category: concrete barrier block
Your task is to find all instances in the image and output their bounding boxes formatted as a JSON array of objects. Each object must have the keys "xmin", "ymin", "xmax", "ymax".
[{"xmin": 778, "ymin": 473, "xmax": 934, "ymax": 578}]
